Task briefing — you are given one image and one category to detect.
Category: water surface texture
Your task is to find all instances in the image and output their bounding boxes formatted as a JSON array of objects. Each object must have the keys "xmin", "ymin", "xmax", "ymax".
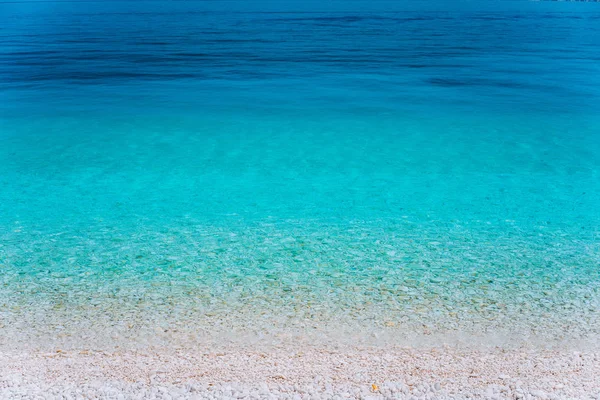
[{"xmin": 1, "ymin": 2, "xmax": 600, "ymax": 350}]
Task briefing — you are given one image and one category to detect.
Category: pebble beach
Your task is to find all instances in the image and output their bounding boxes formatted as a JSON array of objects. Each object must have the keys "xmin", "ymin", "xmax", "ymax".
[{"xmin": 2, "ymin": 347, "xmax": 600, "ymax": 399}]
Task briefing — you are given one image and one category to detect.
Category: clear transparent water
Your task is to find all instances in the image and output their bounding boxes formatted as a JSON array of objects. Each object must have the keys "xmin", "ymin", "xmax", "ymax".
[{"xmin": 1, "ymin": 2, "xmax": 600, "ymax": 350}]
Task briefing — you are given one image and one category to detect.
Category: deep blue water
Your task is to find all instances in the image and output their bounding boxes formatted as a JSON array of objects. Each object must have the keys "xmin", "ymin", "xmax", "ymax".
[{"xmin": 1, "ymin": 2, "xmax": 600, "ymax": 349}]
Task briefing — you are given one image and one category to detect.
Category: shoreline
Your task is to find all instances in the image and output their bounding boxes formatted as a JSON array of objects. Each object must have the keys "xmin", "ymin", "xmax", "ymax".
[{"xmin": 2, "ymin": 345, "xmax": 600, "ymax": 399}]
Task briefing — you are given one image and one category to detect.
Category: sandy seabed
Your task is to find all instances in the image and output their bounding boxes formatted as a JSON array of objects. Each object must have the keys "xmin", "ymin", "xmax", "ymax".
[{"xmin": 2, "ymin": 345, "xmax": 600, "ymax": 399}]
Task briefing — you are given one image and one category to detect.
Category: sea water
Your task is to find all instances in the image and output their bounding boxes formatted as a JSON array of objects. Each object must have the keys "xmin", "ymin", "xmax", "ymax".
[{"xmin": 1, "ymin": 1, "xmax": 600, "ymax": 350}]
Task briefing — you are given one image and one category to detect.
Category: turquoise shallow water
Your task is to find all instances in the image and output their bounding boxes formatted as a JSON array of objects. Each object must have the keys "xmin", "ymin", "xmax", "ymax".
[{"xmin": 1, "ymin": 2, "xmax": 600, "ymax": 350}]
